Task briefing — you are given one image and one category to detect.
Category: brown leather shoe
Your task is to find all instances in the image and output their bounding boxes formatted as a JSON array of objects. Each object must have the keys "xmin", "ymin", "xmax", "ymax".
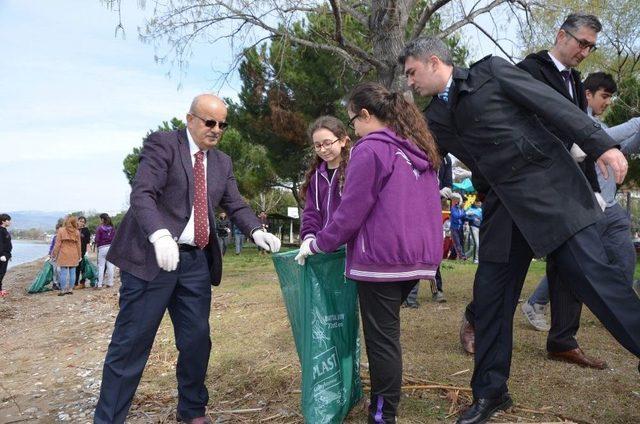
[
  {"xmin": 459, "ymin": 316, "xmax": 475, "ymax": 354},
  {"xmin": 548, "ymin": 347, "xmax": 608, "ymax": 370}
]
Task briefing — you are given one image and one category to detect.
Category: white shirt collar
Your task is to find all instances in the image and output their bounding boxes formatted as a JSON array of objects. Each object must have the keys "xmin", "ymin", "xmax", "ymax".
[
  {"xmin": 547, "ymin": 51, "xmax": 569, "ymax": 73},
  {"xmin": 186, "ymin": 128, "xmax": 204, "ymax": 157},
  {"xmin": 443, "ymin": 74, "xmax": 453, "ymax": 94}
]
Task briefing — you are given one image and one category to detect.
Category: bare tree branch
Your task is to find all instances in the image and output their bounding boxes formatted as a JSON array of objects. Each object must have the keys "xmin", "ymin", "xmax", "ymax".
[
  {"xmin": 411, "ymin": 0, "xmax": 453, "ymax": 40},
  {"xmin": 437, "ymin": 0, "xmax": 509, "ymax": 39},
  {"xmin": 470, "ymin": 21, "xmax": 516, "ymax": 63},
  {"xmin": 341, "ymin": 3, "xmax": 369, "ymax": 27},
  {"xmin": 328, "ymin": 0, "xmax": 345, "ymax": 45}
]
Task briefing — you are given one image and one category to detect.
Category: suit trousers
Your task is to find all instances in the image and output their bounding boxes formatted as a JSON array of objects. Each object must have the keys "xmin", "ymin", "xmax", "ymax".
[
  {"xmin": 357, "ymin": 279, "xmax": 418, "ymax": 424},
  {"xmin": 547, "ymin": 203, "xmax": 637, "ymax": 352},
  {"xmin": 94, "ymin": 249, "xmax": 212, "ymax": 424},
  {"xmin": 471, "ymin": 222, "xmax": 640, "ymax": 398}
]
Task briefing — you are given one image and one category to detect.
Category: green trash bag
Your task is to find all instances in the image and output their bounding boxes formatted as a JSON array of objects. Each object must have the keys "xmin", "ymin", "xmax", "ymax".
[
  {"xmin": 272, "ymin": 248, "xmax": 362, "ymax": 424},
  {"xmin": 27, "ymin": 261, "xmax": 54, "ymax": 294},
  {"xmin": 80, "ymin": 256, "xmax": 98, "ymax": 287}
]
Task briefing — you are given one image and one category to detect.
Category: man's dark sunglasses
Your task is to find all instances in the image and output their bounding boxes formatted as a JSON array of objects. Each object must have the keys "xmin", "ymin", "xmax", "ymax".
[
  {"xmin": 190, "ymin": 113, "xmax": 229, "ymax": 130},
  {"xmin": 564, "ymin": 29, "xmax": 597, "ymax": 53}
]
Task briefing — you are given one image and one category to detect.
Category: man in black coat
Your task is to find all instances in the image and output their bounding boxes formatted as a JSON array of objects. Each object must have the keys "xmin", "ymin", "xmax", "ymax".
[
  {"xmin": 400, "ymin": 37, "xmax": 640, "ymax": 424},
  {"xmin": 94, "ymin": 94, "xmax": 281, "ymax": 424}
]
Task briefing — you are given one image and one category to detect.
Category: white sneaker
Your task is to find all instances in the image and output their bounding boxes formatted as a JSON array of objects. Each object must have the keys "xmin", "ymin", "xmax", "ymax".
[{"xmin": 521, "ymin": 302, "xmax": 550, "ymax": 331}]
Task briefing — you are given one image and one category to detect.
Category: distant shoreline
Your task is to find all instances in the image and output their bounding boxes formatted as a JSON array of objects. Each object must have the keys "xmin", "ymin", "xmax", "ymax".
[{"xmin": 13, "ymin": 239, "xmax": 49, "ymax": 244}]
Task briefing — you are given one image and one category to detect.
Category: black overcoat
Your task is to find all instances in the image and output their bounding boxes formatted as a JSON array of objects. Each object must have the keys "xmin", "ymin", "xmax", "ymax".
[{"xmin": 425, "ymin": 56, "xmax": 617, "ymax": 262}]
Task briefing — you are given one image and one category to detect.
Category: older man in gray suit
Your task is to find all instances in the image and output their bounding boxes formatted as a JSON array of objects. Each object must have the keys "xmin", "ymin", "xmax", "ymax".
[{"xmin": 94, "ymin": 94, "xmax": 280, "ymax": 424}]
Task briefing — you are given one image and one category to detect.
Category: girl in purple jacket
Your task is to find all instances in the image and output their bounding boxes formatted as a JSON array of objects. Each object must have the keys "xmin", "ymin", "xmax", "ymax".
[
  {"xmin": 296, "ymin": 82, "xmax": 443, "ymax": 423},
  {"xmin": 299, "ymin": 116, "xmax": 350, "ymax": 242},
  {"xmin": 95, "ymin": 213, "xmax": 116, "ymax": 288}
]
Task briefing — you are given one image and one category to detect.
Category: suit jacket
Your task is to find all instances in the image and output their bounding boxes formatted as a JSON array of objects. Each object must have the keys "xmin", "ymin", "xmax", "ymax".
[
  {"xmin": 518, "ymin": 50, "xmax": 600, "ymax": 193},
  {"xmin": 107, "ymin": 129, "xmax": 261, "ymax": 285},
  {"xmin": 425, "ymin": 56, "xmax": 616, "ymax": 262}
]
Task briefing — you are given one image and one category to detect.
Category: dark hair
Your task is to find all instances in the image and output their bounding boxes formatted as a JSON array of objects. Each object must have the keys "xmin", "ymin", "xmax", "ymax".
[
  {"xmin": 300, "ymin": 116, "xmax": 350, "ymax": 201},
  {"xmin": 584, "ymin": 72, "xmax": 617, "ymax": 94},
  {"xmin": 0, "ymin": 213, "xmax": 10, "ymax": 223},
  {"xmin": 100, "ymin": 213, "xmax": 113, "ymax": 226},
  {"xmin": 398, "ymin": 36, "xmax": 453, "ymax": 66},
  {"xmin": 560, "ymin": 13, "xmax": 602, "ymax": 34},
  {"xmin": 346, "ymin": 82, "xmax": 440, "ymax": 169},
  {"xmin": 78, "ymin": 216, "xmax": 87, "ymax": 222}
]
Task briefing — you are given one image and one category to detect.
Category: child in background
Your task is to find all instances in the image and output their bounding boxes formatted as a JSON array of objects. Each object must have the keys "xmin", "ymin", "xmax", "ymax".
[
  {"xmin": 295, "ymin": 82, "xmax": 443, "ymax": 423},
  {"xmin": 298, "ymin": 116, "xmax": 350, "ymax": 245},
  {"xmin": 95, "ymin": 213, "xmax": 116, "ymax": 288},
  {"xmin": 0, "ymin": 213, "xmax": 13, "ymax": 297}
]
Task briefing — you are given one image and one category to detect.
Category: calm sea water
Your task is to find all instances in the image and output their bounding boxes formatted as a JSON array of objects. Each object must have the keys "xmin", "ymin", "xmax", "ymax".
[{"xmin": 7, "ymin": 240, "xmax": 50, "ymax": 269}]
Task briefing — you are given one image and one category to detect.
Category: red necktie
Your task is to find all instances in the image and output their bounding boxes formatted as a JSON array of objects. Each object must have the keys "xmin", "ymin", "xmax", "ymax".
[{"xmin": 193, "ymin": 151, "xmax": 209, "ymax": 249}]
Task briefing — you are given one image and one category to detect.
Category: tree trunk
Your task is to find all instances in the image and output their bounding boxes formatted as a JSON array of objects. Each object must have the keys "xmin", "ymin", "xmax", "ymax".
[{"xmin": 370, "ymin": 0, "xmax": 412, "ymax": 89}]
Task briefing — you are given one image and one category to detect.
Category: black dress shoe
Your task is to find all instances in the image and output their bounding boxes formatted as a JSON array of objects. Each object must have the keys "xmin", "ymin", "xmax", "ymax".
[{"xmin": 456, "ymin": 393, "xmax": 513, "ymax": 424}]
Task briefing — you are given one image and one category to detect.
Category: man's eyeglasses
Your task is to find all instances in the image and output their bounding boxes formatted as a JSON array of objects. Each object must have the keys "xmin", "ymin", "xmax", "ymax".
[
  {"xmin": 347, "ymin": 114, "xmax": 359, "ymax": 130},
  {"xmin": 190, "ymin": 113, "xmax": 229, "ymax": 130},
  {"xmin": 564, "ymin": 30, "xmax": 597, "ymax": 53},
  {"xmin": 314, "ymin": 138, "xmax": 340, "ymax": 150}
]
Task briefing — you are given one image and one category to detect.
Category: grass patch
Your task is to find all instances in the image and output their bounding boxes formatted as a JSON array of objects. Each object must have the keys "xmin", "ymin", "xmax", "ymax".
[{"xmin": 134, "ymin": 251, "xmax": 639, "ymax": 423}]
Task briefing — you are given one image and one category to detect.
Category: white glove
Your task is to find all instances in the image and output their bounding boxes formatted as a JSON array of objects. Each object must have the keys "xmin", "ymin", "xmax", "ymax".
[
  {"xmin": 252, "ymin": 229, "xmax": 281, "ymax": 252},
  {"xmin": 570, "ymin": 144, "xmax": 587, "ymax": 163},
  {"xmin": 439, "ymin": 187, "xmax": 453, "ymax": 199},
  {"xmin": 0, "ymin": 256, "xmax": 6, "ymax": 262},
  {"xmin": 294, "ymin": 238, "xmax": 314, "ymax": 266},
  {"xmin": 152, "ymin": 235, "xmax": 179, "ymax": 272}
]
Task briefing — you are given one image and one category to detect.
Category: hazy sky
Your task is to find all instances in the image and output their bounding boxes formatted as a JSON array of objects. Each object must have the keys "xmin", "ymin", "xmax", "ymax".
[
  {"xmin": 1, "ymin": 1, "xmax": 516, "ymax": 214},
  {"xmin": 0, "ymin": 0, "xmax": 242, "ymax": 214}
]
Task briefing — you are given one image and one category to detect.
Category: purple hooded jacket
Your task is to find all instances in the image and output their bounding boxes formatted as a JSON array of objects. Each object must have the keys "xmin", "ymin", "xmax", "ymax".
[
  {"xmin": 95, "ymin": 225, "xmax": 115, "ymax": 248},
  {"xmin": 310, "ymin": 127, "xmax": 443, "ymax": 282},
  {"xmin": 300, "ymin": 161, "xmax": 342, "ymax": 241}
]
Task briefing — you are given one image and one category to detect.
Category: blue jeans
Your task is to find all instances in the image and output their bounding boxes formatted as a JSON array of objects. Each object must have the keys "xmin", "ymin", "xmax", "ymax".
[
  {"xmin": 451, "ymin": 227, "xmax": 466, "ymax": 259},
  {"xmin": 528, "ymin": 275, "xmax": 549, "ymax": 306},
  {"xmin": 59, "ymin": 267, "xmax": 76, "ymax": 292},
  {"xmin": 234, "ymin": 234, "xmax": 244, "ymax": 254}
]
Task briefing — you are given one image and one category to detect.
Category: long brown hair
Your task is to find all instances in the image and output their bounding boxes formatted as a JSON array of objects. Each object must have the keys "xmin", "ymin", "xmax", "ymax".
[
  {"xmin": 299, "ymin": 116, "xmax": 350, "ymax": 201},
  {"xmin": 64, "ymin": 215, "xmax": 79, "ymax": 231},
  {"xmin": 347, "ymin": 81, "xmax": 440, "ymax": 169}
]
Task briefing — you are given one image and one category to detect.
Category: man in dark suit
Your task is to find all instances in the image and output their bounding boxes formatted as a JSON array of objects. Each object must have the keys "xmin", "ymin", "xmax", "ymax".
[
  {"xmin": 517, "ymin": 13, "xmax": 610, "ymax": 369},
  {"xmin": 94, "ymin": 94, "xmax": 281, "ymax": 424},
  {"xmin": 463, "ymin": 13, "xmax": 611, "ymax": 369},
  {"xmin": 400, "ymin": 37, "xmax": 640, "ymax": 424}
]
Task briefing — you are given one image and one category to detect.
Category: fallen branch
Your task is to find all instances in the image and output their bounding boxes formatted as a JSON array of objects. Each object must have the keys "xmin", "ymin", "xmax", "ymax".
[
  {"xmin": 210, "ymin": 407, "xmax": 263, "ymax": 414},
  {"xmin": 0, "ymin": 381, "xmax": 22, "ymax": 415}
]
